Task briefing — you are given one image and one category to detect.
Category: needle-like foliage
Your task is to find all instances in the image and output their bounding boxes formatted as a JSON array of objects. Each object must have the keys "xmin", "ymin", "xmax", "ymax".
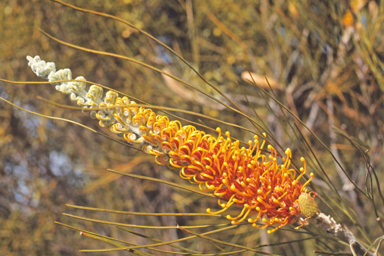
[{"xmin": 0, "ymin": 0, "xmax": 383, "ymax": 255}]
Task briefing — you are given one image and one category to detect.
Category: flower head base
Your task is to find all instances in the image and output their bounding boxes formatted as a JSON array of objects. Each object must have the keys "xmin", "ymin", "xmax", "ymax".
[{"xmin": 27, "ymin": 55, "xmax": 316, "ymax": 233}]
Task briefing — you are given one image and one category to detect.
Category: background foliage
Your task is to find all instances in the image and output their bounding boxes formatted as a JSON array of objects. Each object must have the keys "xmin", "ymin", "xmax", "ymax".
[{"xmin": 0, "ymin": 0, "xmax": 383, "ymax": 255}]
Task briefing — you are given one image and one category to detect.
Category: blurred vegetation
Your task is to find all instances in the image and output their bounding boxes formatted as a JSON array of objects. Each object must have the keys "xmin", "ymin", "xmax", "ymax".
[{"xmin": 0, "ymin": 0, "xmax": 383, "ymax": 255}]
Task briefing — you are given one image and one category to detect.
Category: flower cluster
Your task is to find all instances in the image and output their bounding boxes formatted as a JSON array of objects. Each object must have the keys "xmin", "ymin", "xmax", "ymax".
[{"xmin": 27, "ymin": 55, "xmax": 316, "ymax": 233}]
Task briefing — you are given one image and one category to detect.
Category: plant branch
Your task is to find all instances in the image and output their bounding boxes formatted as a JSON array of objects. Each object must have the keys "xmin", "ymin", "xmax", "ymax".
[{"xmin": 311, "ymin": 213, "xmax": 374, "ymax": 256}]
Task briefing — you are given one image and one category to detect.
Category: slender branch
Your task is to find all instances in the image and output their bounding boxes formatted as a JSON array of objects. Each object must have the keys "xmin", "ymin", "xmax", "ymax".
[{"xmin": 311, "ymin": 213, "xmax": 373, "ymax": 256}]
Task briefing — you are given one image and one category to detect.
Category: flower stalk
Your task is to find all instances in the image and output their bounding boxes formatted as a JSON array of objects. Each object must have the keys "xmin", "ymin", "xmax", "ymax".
[{"xmin": 311, "ymin": 213, "xmax": 376, "ymax": 256}]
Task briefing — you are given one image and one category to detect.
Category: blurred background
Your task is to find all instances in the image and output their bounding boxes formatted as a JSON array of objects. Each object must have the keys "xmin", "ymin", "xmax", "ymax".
[{"xmin": 0, "ymin": 0, "xmax": 383, "ymax": 255}]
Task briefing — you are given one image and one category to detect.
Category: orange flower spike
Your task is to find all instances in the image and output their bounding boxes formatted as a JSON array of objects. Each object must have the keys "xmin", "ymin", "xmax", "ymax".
[{"xmin": 28, "ymin": 55, "xmax": 318, "ymax": 234}]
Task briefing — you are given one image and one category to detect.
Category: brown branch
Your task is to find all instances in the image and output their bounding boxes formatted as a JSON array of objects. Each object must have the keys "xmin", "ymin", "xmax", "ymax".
[{"xmin": 310, "ymin": 213, "xmax": 374, "ymax": 256}]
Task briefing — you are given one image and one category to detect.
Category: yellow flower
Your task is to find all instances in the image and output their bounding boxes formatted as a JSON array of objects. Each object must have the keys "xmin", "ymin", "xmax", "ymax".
[{"xmin": 27, "ymin": 55, "xmax": 317, "ymax": 234}]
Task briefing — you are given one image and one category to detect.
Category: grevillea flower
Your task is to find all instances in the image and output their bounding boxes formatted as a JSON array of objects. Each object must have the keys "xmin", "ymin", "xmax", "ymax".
[{"xmin": 27, "ymin": 55, "xmax": 317, "ymax": 234}]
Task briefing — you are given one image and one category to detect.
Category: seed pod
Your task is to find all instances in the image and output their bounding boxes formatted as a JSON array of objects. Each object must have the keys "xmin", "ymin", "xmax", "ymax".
[{"xmin": 298, "ymin": 192, "xmax": 319, "ymax": 218}]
